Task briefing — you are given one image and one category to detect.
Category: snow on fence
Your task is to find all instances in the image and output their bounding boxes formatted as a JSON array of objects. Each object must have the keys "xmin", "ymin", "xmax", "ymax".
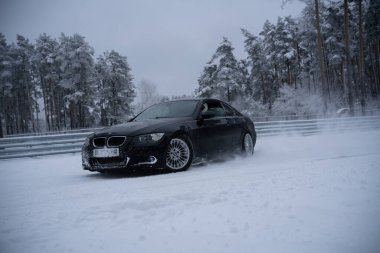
[{"xmin": 0, "ymin": 116, "xmax": 379, "ymax": 160}]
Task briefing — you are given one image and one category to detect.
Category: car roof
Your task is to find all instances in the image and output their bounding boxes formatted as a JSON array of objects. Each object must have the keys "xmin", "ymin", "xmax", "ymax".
[{"xmin": 168, "ymin": 98, "xmax": 227, "ymax": 103}]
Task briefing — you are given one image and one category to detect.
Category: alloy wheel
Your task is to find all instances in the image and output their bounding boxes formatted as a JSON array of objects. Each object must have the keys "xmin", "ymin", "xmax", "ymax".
[{"xmin": 166, "ymin": 138, "xmax": 191, "ymax": 170}]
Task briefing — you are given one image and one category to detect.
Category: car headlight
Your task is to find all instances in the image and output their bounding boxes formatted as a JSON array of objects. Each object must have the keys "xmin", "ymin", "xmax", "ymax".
[{"xmin": 137, "ymin": 133, "xmax": 165, "ymax": 144}]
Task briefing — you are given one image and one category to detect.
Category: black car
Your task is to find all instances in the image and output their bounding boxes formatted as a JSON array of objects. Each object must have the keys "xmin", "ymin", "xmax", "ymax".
[{"xmin": 82, "ymin": 98, "xmax": 256, "ymax": 172}]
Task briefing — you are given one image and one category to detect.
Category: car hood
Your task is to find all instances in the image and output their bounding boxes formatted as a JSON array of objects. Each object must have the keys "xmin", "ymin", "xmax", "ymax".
[{"xmin": 93, "ymin": 117, "xmax": 192, "ymax": 137}]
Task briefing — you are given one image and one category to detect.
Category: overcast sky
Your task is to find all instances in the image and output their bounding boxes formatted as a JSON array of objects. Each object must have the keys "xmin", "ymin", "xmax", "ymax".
[{"xmin": 0, "ymin": 0, "xmax": 305, "ymax": 97}]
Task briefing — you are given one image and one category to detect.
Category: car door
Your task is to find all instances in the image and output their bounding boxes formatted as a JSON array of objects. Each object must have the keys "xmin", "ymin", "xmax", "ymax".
[
  {"xmin": 196, "ymin": 101, "xmax": 230, "ymax": 156},
  {"xmin": 222, "ymin": 102, "xmax": 245, "ymax": 150}
]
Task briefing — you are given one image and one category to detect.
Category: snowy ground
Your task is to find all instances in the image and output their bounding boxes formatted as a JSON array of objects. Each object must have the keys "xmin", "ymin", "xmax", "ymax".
[{"xmin": 1, "ymin": 130, "xmax": 380, "ymax": 253}]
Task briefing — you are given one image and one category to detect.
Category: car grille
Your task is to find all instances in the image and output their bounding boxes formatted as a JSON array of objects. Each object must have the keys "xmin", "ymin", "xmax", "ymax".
[
  {"xmin": 93, "ymin": 137, "xmax": 106, "ymax": 147},
  {"xmin": 107, "ymin": 136, "xmax": 126, "ymax": 147},
  {"xmin": 92, "ymin": 136, "xmax": 126, "ymax": 148}
]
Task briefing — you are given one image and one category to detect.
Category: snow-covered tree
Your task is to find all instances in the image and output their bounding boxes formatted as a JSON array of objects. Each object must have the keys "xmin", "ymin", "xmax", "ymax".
[
  {"xmin": 7, "ymin": 35, "xmax": 40, "ymax": 134},
  {"xmin": 0, "ymin": 32, "xmax": 141, "ymax": 135},
  {"xmin": 364, "ymin": 0, "xmax": 380, "ymax": 99},
  {"xmin": 0, "ymin": 34, "xmax": 12, "ymax": 137},
  {"xmin": 242, "ymin": 29, "xmax": 274, "ymax": 111},
  {"xmin": 196, "ymin": 37, "xmax": 242, "ymax": 103},
  {"xmin": 33, "ymin": 33, "xmax": 63, "ymax": 131},
  {"xmin": 196, "ymin": 63, "xmax": 218, "ymax": 98},
  {"xmin": 95, "ymin": 50, "xmax": 135, "ymax": 126},
  {"xmin": 273, "ymin": 85, "xmax": 324, "ymax": 116},
  {"xmin": 58, "ymin": 33, "xmax": 96, "ymax": 129}
]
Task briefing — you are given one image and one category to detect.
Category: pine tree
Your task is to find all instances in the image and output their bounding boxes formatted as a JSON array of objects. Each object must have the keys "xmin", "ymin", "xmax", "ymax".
[
  {"xmin": 323, "ymin": 0, "xmax": 345, "ymax": 94},
  {"xmin": 34, "ymin": 33, "xmax": 63, "ymax": 131},
  {"xmin": 298, "ymin": 3, "xmax": 320, "ymax": 92},
  {"xmin": 314, "ymin": 0, "xmax": 329, "ymax": 112},
  {"xmin": 364, "ymin": 0, "xmax": 380, "ymax": 98},
  {"xmin": 95, "ymin": 50, "xmax": 135, "ymax": 125},
  {"xmin": 0, "ymin": 34, "xmax": 12, "ymax": 137},
  {"xmin": 7, "ymin": 35, "xmax": 40, "ymax": 134},
  {"xmin": 196, "ymin": 38, "xmax": 242, "ymax": 103},
  {"xmin": 58, "ymin": 33, "xmax": 96, "ymax": 129},
  {"xmin": 260, "ymin": 20, "xmax": 284, "ymax": 113},
  {"xmin": 357, "ymin": 0, "xmax": 366, "ymax": 114},
  {"xmin": 344, "ymin": 0, "xmax": 354, "ymax": 114},
  {"xmin": 195, "ymin": 63, "xmax": 218, "ymax": 98},
  {"xmin": 242, "ymin": 29, "xmax": 273, "ymax": 109}
]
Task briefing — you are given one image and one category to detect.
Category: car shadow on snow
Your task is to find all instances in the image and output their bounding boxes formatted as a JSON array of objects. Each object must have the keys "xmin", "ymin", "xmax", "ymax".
[
  {"xmin": 82, "ymin": 163, "xmax": 214, "ymax": 179},
  {"xmin": 82, "ymin": 155, "xmax": 251, "ymax": 179},
  {"xmin": 83, "ymin": 169, "xmax": 171, "ymax": 179}
]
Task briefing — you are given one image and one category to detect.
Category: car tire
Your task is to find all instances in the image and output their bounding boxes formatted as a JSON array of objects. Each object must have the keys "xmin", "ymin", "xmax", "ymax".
[
  {"xmin": 242, "ymin": 132, "xmax": 255, "ymax": 156},
  {"xmin": 165, "ymin": 135, "xmax": 193, "ymax": 172}
]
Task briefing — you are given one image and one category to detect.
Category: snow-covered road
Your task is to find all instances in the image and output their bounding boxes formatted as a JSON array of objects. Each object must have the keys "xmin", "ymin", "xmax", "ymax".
[{"xmin": 1, "ymin": 130, "xmax": 380, "ymax": 253}]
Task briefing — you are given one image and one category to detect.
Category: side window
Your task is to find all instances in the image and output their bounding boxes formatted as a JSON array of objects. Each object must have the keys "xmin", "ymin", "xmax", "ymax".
[
  {"xmin": 202, "ymin": 101, "xmax": 225, "ymax": 118},
  {"xmin": 222, "ymin": 103, "xmax": 235, "ymax": 117},
  {"xmin": 223, "ymin": 103, "xmax": 242, "ymax": 117}
]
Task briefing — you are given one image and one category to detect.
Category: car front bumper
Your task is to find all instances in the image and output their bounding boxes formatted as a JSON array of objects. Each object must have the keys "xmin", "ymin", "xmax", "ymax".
[{"xmin": 82, "ymin": 137, "xmax": 169, "ymax": 172}]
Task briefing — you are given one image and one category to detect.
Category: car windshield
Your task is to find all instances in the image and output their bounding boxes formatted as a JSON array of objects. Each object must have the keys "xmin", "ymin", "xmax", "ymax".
[{"xmin": 133, "ymin": 100, "xmax": 199, "ymax": 121}]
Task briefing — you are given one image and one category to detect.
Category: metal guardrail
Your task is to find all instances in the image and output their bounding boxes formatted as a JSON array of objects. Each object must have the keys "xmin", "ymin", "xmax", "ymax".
[
  {"xmin": 4, "ymin": 127, "xmax": 102, "ymax": 138},
  {"xmin": 0, "ymin": 116, "xmax": 379, "ymax": 160},
  {"xmin": 0, "ymin": 132, "xmax": 92, "ymax": 159},
  {"xmin": 255, "ymin": 116, "xmax": 380, "ymax": 136}
]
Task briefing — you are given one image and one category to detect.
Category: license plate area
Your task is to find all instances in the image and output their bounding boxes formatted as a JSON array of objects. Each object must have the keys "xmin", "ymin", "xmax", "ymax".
[{"xmin": 93, "ymin": 148, "xmax": 120, "ymax": 158}]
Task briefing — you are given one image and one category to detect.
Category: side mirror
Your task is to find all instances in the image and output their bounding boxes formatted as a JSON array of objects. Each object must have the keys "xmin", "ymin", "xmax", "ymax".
[
  {"xmin": 202, "ymin": 110, "xmax": 215, "ymax": 119},
  {"xmin": 197, "ymin": 111, "xmax": 215, "ymax": 126}
]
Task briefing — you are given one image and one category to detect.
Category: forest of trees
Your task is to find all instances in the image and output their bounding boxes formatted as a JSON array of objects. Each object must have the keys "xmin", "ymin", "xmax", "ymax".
[
  {"xmin": 1, "ymin": 0, "xmax": 379, "ymax": 137},
  {"xmin": 0, "ymin": 33, "xmax": 135, "ymax": 137},
  {"xmin": 196, "ymin": 0, "xmax": 380, "ymax": 117}
]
